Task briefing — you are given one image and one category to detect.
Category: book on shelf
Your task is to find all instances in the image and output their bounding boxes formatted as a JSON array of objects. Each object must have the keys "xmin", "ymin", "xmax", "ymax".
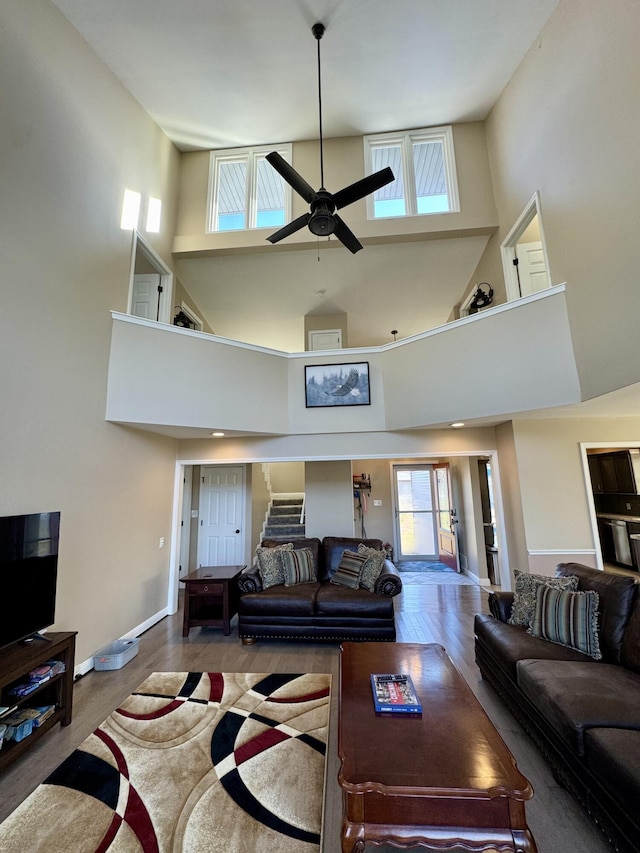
[
  {"xmin": 0, "ymin": 705, "xmax": 18, "ymax": 719},
  {"xmin": 370, "ymin": 673, "xmax": 422, "ymax": 714}
]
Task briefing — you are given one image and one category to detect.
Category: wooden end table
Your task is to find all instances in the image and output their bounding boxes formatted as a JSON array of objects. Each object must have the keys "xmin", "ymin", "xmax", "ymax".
[
  {"xmin": 182, "ymin": 565, "xmax": 245, "ymax": 637},
  {"xmin": 338, "ymin": 642, "xmax": 537, "ymax": 853}
]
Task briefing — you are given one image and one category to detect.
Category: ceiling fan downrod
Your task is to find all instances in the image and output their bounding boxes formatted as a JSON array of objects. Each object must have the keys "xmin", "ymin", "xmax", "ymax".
[{"xmin": 312, "ymin": 22, "xmax": 326, "ymax": 190}]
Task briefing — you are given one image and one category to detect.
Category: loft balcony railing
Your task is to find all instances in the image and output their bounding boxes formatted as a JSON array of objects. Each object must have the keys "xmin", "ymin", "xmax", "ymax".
[{"xmin": 106, "ymin": 285, "xmax": 579, "ymax": 437}]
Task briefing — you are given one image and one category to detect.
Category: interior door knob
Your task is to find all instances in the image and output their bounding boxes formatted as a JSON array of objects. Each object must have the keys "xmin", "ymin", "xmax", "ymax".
[{"xmin": 235, "ymin": 529, "xmax": 240, "ymax": 534}]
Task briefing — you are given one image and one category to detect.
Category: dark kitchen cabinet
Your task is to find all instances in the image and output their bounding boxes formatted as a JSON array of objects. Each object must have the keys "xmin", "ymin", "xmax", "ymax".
[
  {"xmin": 589, "ymin": 456, "xmax": 604, "ymax": 493},
  {"xmin": 589, "ymin": 451, "xmax": 636, "ymax": 494}
]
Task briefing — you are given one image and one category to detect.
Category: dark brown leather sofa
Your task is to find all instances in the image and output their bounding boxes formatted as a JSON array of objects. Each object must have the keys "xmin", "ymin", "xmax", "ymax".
[
  {"xmin": 474, "ymin": 563, "xmax": 640, "ymax": 853},
  {"xmin": 237, "ymin": 537, "xmax": 402, "ymax": 643}
]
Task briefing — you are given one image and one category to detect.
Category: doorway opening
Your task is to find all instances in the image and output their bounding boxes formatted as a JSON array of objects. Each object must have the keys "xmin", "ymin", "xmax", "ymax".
[
  {"xmin": 128, "ymin": 231, "xmax": 173, "ymax": 323},
  {"xmin": 501, "ymin": 191, "xmax": 552, "ymax": 301}
]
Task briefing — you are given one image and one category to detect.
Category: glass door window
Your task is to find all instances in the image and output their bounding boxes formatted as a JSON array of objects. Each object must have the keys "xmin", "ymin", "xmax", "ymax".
[
  {"xmin": 393, "ymin": 466, "xmax": 437, "ymax": 560},
  {"xmin": 435, "ymin": 466, "xmax": 452, "ymax": 533}
]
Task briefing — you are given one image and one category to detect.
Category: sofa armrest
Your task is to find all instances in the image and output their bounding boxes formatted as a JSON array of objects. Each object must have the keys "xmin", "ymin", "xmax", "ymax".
[
  {"xmin": 488, "ymin": 590, "xmax": 514, "ymax": 622},
  {"xmin": 374, "ymin": 559, "xmax": 403, "ymax": 597},
  {"xmin": 238, "ymin": 564, "xmax": 263, "ymax": 595}
]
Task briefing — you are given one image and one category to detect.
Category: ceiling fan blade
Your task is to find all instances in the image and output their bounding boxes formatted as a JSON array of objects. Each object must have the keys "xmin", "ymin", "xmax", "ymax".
[
  {"xmin": 333, "ymin": 214, "xmax": 363, "ymax": 254},
  {"xmin": 333, "ymin": 167, "xmax": 395, "ymax": 210},
  {"xmin": 266, "ymin": 213, "xmax": 311, "ymax": 245},
  {"xmin": 266, "ymin": 152, "xmax": 316, "ymax": 205}
]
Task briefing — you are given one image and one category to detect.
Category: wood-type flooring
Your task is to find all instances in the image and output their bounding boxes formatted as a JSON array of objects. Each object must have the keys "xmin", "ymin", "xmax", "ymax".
[{"xmin": 0, "ymin": 580, "xmax": 614, "ymax": 852}]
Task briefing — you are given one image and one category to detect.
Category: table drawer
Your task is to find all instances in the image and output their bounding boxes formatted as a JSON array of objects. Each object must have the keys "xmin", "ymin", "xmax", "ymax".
[{"xmin": 189, "ymin": 582, "xmax": 224, "ymax": 595}]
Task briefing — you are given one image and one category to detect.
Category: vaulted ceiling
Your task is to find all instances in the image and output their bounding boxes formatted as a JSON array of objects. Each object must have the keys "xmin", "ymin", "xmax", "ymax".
[
  {"xmin": 50, "ymin": 0, "xmax": 559, "ymax": 152},
  {"xmin": 51, "ymin": 0, "xmax": 561, "ymax": 349}
]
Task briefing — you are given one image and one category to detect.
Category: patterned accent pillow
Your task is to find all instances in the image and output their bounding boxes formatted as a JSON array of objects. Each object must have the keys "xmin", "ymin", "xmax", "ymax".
[
  {"xmin": 357, "ymin": 544, "xmax": 386, "ymax": 592},
  {"xmin": 332, "ymin": 550, "xmax": 367, "ymax": 589},
  {"xmin": 508, "ymin": 569, "xmax": 579, "ymax": 628},
  {"xmin": 255, "ymin": 542, "xmax": 294, "ymax": 590},
  {"xmin": 528, "ymin": 586, "xmax": 602, "ymax": 659},
  {"xmin": 282, "ymin": 548, "xmax": 317, "ymax": 586}
]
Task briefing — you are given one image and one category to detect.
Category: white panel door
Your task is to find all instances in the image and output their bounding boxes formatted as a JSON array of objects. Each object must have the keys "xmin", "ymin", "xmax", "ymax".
[
  {"xmin": 198, "ymin": 466, "xmax": 244, "ymax": 567},
  {"xmin": 516, "ymin": 241, "xmax": 549, "ymax": 296},
  {"xmin": 309, "ymin": 329, "xmax": 342, "ymax": 351},
  {"xmin": 131, "ymin": 273, "xmax": 160, "ymax": 320}
]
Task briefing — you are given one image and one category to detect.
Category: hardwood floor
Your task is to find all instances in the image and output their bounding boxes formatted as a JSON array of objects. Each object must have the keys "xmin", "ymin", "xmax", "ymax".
[{"xmin": 0, "ymin": 581, "xmax": 614, "ymax": 852}]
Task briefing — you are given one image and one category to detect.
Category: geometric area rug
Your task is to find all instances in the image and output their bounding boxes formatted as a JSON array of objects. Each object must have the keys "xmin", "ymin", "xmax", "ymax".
[{"xmin": 0, "ymin": 671, "xmax": 331, "ymax": 853}]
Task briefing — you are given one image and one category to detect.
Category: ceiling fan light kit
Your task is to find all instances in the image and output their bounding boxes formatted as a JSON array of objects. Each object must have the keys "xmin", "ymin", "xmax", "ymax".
[{"xmin": 266, "ymin": 22, "xmax": 394, "ymax": 254}]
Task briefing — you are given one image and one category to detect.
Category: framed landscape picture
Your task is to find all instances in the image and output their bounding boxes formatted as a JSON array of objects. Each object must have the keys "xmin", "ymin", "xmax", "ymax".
[{"xmin": 305, "ymin": 362, "xmax": 371, "ymax": 408}]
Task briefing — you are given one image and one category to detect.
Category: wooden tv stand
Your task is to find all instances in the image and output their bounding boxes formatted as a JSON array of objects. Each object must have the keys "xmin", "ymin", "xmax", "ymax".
[{"xmin": 0, "ymin": 631, "xmax": 76, "ymax": 773}]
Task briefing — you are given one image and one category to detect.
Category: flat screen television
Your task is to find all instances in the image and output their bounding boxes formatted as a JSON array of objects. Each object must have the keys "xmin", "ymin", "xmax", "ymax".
[{"xmin": 0, "ymin": 511, "xmax": 60, "ymax": 650}]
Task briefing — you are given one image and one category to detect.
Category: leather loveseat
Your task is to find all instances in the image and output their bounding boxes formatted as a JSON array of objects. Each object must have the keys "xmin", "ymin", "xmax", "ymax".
[
  {"xmin": 474, "ymin": 562, "xmax": 640, "ymax": 853},
  {"xmin": 237, "ymin": 537, "xmax": 402, "ymax": 643}
]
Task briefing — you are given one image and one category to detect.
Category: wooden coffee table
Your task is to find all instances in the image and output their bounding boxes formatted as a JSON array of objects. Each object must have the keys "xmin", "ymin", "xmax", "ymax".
[{"xmin": 338, "ymin": 642, "xmax": 537, "ymax": 853}]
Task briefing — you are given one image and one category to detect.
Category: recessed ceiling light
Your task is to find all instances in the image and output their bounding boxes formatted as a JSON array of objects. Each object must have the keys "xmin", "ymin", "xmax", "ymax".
[
  {"xmin": 211, "ymin": 431, "xmax": 225, "ymax": 437},
  {"xmin": 451, "ymin": 422, "xmax": 465, "ymax": 429}
]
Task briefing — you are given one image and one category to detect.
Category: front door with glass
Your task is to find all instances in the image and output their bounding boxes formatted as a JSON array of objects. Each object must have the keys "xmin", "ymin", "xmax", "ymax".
[{"xmin": 393, "ymin": 465, "xmax": 437, "ymax": 561}]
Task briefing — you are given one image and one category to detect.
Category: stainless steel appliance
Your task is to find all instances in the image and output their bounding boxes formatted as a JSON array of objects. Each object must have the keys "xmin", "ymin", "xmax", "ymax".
[{"xmin": 605, "ymin": 518, "xmax": 633, "ymax": 566}]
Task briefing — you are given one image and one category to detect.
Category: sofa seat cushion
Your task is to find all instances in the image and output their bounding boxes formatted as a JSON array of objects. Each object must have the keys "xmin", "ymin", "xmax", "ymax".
[
  {"xmin": 238, "ymin": 582, "xmax": 320, "ymax": 617},
  {"xmin": 517, "ymin": 658, "xmax": 640, "ymax": 755},
  {"xmin": 315, "ymin": 582, "xmax": 394, "ymax": 619},
  {"xmin": 584, "ymin": 727, "xmax": 640, "ymax": 807},
  {"xmin": 474, "ymin": 613, "xmax": 593, "ymax": 680}
]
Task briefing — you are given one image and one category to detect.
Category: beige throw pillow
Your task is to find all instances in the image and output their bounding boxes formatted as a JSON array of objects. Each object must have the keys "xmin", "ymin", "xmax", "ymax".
[
  {"xmin": 255, "ymin": 542, "xmax": 294, "ymax": 589},
  {"xmin": 508, "ymin": 568, "xmax": 579, "ymax": 628},
  {"xmin": 357, "ymin": 544, "xmax": 386, "ymax": 592}
]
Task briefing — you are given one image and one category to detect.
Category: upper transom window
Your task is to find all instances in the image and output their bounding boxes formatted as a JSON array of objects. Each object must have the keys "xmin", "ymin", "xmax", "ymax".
[
  {"xmin": 363, "ymin": 126, "xmax": 459, "ymax": 220},
  {"xmin": 207, "ymin": 144, "xmax": 292, "ymax": 233}
]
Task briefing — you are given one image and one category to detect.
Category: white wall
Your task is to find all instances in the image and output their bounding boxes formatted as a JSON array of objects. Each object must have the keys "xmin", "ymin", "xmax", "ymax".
[
  {"xmin": 486, "ymin": 0, "xmax": 640, "ymax": 401},
  {"xmin": 1, "ymin": 0, "xmax": 181, "ymax": 664},
  {"xmin": 107, "ymin": 288, "xmax": 581, "ymax": 436},
  {"xmin": 512, "ymin": 417, "xmax": 640, "ymax": 574},
  {"xmin": 305, "ymin": 461, "xmax": 355, "ymax": 539}
]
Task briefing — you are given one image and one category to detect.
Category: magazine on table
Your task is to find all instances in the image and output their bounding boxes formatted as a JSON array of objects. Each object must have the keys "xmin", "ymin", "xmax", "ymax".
[{"xmin": 370, "ymin": 673, "xmax": 422, "ymax": 714}]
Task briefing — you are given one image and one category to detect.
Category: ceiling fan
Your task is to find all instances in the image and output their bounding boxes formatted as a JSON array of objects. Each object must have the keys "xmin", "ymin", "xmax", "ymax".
[{"xmin": 265, "ymin": 22, "xmax": 394, "ymax": 254}]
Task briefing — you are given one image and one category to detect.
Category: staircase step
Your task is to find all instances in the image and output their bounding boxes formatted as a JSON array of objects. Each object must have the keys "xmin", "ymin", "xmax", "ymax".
[
  {"xmin": 267, "ymin": 514, "xmax": 301, "ymax": 526},
  {"xmin": 272, "ymin": 498, "xmax": 303, "ymax": 507},
  {"xmin": 264, "ymin": 524, "xmax": 306, "ymax": 538},
  {"xmin": 270, "ymin": 505, "xmax": 302, "ymax": 517}
]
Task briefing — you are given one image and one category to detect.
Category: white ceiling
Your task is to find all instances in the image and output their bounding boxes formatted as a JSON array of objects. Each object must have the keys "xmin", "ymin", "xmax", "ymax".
[{"xmin": 50, "ymin": 0, "xmax": 560, "ymax": 152}]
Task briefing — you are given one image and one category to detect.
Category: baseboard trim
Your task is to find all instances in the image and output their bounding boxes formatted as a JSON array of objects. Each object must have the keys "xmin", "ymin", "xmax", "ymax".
[{"xmin": 528, "ymin": 549, "xmax": 597, "ymax": 556}]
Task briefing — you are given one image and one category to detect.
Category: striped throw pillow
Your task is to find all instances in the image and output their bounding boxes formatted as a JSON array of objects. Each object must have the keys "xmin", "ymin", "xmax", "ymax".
[
  {"xmin": 528, "ymin": 585, "xmax": 602, "ymax": 659},
  {"xmin": 331, "ymin": 550, "xmax": 367, "ymax": 589},
  {"xmin": 282, "ymin": 548, "xmax": 317, "ymax": 586}
]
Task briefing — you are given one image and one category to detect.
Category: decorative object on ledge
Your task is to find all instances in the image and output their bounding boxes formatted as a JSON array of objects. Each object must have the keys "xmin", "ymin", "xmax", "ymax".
[
  {"xmin": 468, "ymin": 282, "xmax": 494, "ymax": 314},
  {"xmin": 173, "ymin": 308, "xmax": 195, "ymax": 329},
  {"xmin": 305, "ymin": 362, "xmax": 370, "ymax": 408}
]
